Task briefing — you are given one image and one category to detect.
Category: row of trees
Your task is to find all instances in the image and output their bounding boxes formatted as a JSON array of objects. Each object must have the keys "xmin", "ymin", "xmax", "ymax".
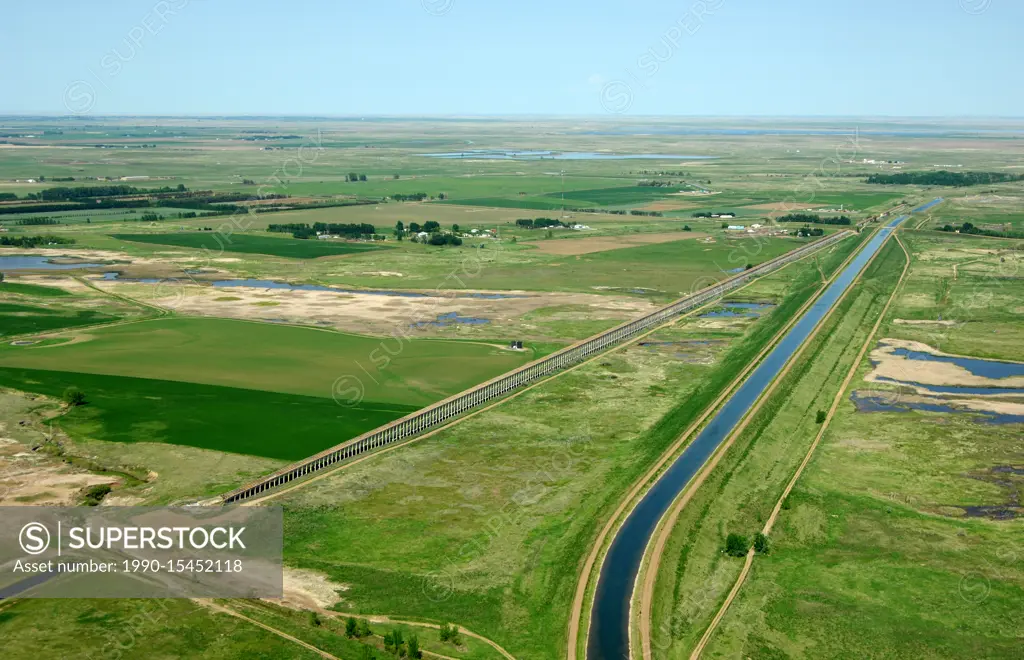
[
  {"xmin": 391, "ymin": 193, "xmax": 428, "ymax": 202},
  {"xmin": 0, "ymin": 235, "xmax": 76, "ymax": 248},
  {"xmin": 939, "ymin": 221, "xmax": 1024, "ymax": 239},
  {"xmin": 792, "ymin": 226, "xmax": 825, "ymax": 237},
  {"xmin": 267, "ymin": 222, "xmax": 377, "ymax": 239},
  {"xmin": 339, "ymin": 616, "xmax": 462, "ymax": 658},
  {"xmin": 777, "ymin": 213, "xmax": 852, "ymax": 225},
  {"xmin": 32, "ymin": 183, "xmax": 187, "ymax": 201},
  {"xmin": 346, "ymin": 173, "xmax": 368, "ymax": 182},
  {"xmin": 865, "ymin": 171, "xmax": 1024, "ymax": 187},
  {"xmin": 516, "ymin": 217, "xmax": 564, "ymax": 229},
  {"xmin": 725, "ymin": 531, "xmax": 769, "ymax": 557}
]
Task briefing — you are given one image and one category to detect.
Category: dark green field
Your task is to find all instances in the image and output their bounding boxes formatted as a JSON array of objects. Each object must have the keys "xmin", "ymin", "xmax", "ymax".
[
  {"xmin": 111, "ymin": 233, "xmax": 386, "ymax": 259},
  {"xmin": 0, "ymin": 281, "xmax": 73, "ymax": 297},
  {"xmin": 0, "ymin": 367, "xmax": 415, "ymax": 460},
  {"xmin": 0, "ymin": 302, "xmax": 117, "ymax": 336}
]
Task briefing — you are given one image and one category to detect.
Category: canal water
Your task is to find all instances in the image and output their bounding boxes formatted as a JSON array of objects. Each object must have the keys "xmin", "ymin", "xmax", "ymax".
[{"xmin": 588, "ymin": 213, "xmax": 914, "ymax": 660}]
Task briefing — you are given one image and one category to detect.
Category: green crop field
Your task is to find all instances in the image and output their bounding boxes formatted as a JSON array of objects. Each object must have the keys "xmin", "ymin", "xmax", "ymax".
[
  {"xmin": 0, "ymin": 281, "xmax": 73, "ymax": 297},
  {"xmin": 111, "ymin": 232, "xmax": 387, "ymax": 259},
  {"xmin": 0, "ymin": 317, "xmax": 536, "ymax": 407},
  {"xmin": 0, "ymin": 366, "xmax": 414, "ymax": 460},
  {"xmin": 0, "ymin": 301, "xmax": 118, "ymax": 336}
]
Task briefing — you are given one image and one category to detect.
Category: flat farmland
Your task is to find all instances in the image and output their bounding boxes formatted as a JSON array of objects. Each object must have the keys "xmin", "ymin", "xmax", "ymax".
[
  {"xmin": 0, "ymin": 317, "xmax": 535, "ymax": 407},
  {"xmin": 0, "ymin": 366, "xmax": 413, "ymax": 462},
  {"xmin": 111, "ymin": 232, "xmax": 387, "ymax": 259},
  {"xmin": 522, "ymin": 231, "xmax": 709, "ymax": 256}
]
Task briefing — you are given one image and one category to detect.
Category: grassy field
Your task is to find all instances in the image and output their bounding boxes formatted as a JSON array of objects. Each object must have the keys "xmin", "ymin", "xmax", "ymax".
[
  {"xmin": 885, "ymin": 231, "xmax": 1024, "ymax": 360},
  {"xmin": 111, "ymin": 232, "xmax": 387, "ymax": 259},
  {"xmin": 0, "ymin": 317, "xmax": 534, "ymax": 407},
  {"xmin": 646, "ymin": 235, "xmax": 907, "ymax": 659},
  {"xmin": 0, "ymin": 599, "xmax": 324, "ymax": 659},
  {"xmin": 0, "ymin": 301, "xmax": 119, "ymax": 336},
  {"xmin": 0, "ymin": 366, "xmax": 415, "ymax": 461},
  {"xmin": 222, "ymin": 600, "xmax": 506, "ymax": 660},
  {"xmin": 0, "ymin": 117, "xmax": 1020, "ymax": 659},
  {"xmin": 697, "ymin": 233, "xmax": 1024, "ymax": 658},
  {"xmin": 271, "ymin": 237, "xmax": 864, "ymax": 659}
]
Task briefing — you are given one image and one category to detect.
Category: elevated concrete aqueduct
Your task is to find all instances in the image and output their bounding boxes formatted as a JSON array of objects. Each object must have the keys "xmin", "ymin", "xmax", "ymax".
[{"xmin": 223, "ymin": 230, "xmax": 854, "ymax": 503}]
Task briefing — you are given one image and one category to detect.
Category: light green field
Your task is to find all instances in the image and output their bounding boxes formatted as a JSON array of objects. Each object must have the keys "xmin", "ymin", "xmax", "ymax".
[{"xmin": 0, "ymin": 317, "xmax": 535, "ymax": 407}]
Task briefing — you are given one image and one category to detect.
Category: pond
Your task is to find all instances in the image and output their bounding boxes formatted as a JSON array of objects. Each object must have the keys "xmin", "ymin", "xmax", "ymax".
[
  {"xmin": 699, "ymin": 302, "xmax": 776, "ymax": 318},
  {"xmin": 0, "ymin": 256, "xmax": 105, "ymax": 270},
  {"xmin": 850, "ymin": 391, "xmax": 1024, "ymax": 425},
  {"xmin": 412, "ymin": 312, "xmax": 490, "ymax": 327},
  {"xmin": 889, "ymin": 347, "xmax": 1024, "ymax": 380}
]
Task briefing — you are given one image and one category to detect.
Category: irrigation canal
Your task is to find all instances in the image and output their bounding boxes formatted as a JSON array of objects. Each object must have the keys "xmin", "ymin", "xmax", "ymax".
[{"xmin": 586, "ymin": 209, "xmax": 924, "ymax": 660}]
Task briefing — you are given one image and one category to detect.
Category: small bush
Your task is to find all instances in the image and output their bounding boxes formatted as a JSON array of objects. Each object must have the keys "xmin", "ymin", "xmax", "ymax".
[
  {"xmin": 82, "ymin": 483, "xmax": 112, "ymax": 506},
  {"xmin": 346, "ymin": 616, "xmax": 358, "ymax": 637},
  {"xmin": 754, "ymin": 532, "xmax": 770, "ymax": 554},
  {"xmin": 63, "ymin": 387, "xmax": 87, "ymax": 406},
  {"xmin": 815, "ymin": 409, "xmax": 827, "ymax": 424},
  {"xmin": 439, "ymin": 622, "xmax": 461, "ymax": 645},
  {"xmin": 725, "ymin": 532, "xmax": 749, "ymax": 557},
  {"xmin": 308, "ymin": 611, "xmax": 321, "ymax": 627}
]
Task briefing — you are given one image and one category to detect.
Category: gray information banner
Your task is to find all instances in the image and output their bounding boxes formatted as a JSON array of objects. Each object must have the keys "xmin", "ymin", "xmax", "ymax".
[{"xmin": 0, "ymin": 506, "xmax": 282, "ymax": 598}]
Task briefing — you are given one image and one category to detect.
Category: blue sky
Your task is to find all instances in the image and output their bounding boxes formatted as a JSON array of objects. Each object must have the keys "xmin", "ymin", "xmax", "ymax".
[{"xmin": 2, "ymin": 0, "xmax": 1020, "ymax": 116}]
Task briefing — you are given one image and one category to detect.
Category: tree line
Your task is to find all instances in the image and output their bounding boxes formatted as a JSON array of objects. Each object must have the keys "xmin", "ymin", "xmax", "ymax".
[
  {"xmin": 865, "ymin": 171, "xmax": 1024, "ymax": 187},
  {"xmin": 939, "ymin": 221, "xmax": 1024, "ymax": 239},
  {"xmin": 32, "ymin": 184, "xmax": 187, "ymax": 201},
  {"xmin": 777, "ymin": 213, "xmax": 851, "ymax": 225},
  {"xmin": 0, "ymin": 235, "xmax": 76, "ymax": 248},
  {"xmin": 267, "ymin": 222, "xmax": 377, "ymax": 239}
]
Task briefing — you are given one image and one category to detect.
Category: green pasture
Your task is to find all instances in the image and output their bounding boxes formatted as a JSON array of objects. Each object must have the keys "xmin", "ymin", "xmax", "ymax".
[
  {"xmin": 0, "ymin": 598, "xmax": 323, "ymax": 659},
  {"xmin": 111, "ymin": 232, "xmax": 386, "ymax": 259},
  {"xmin": 0, "ymin": 317, "xmax": 534, "ymax": 407}
]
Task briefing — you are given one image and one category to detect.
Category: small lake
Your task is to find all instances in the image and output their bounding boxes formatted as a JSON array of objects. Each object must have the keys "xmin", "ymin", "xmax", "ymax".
[
  {"xmin": 412, "ymin": 312, "xmax": 489, "ymax": 327},
  {"xmin": 0, "ymin": 256, "xmax": 104, "ymax": 270},
  {"xmin": 421, "ymin": 150, "xmax": 715, "ymax": 161},
  {"xmin": 699, "ymin": 302, "xmax": 776, "ymax": 318},
  {"xmin": 889, "ymin": 347, "xmax": 1024, "ymax": 380},
  {"xmin": 875, "ymin": 375, "xmax": 1024, "ymax": 396},
  {"xmin": 850, "ymin": 392, "xmax": 1024, "ymax": 425}
]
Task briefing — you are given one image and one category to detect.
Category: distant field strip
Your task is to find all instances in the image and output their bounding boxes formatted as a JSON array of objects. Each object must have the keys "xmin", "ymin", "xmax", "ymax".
[
  {"xmin": 112, "ymin": 233, "xmax": 385, "ymax": 259},
  {"xmin": 222, "ymin": 231, "xmax": 854, "ymax": 503}
]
